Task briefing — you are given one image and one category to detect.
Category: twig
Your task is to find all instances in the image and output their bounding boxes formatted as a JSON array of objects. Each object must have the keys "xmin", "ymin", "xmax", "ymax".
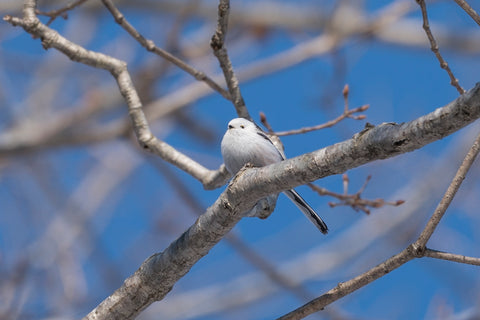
[
  {"xmin": 101, "ymin": 0, "xmax": 230, "ymax": 100},
  {"xmin": 259, "ymin": 112, "xmax": 274, "ymax": 133},
  {"xmin": 277, "ymin": 247, "xmax": 416, "ymax": 320},
  {"xmin": 414, "ymin": 130, "xmax": 480, "ymax": 249},
  {"xmin": 416, "ymin": 0, "xmax": 465, "ymax": 94},
  {"xmin": 211, "ymin": 0, "xmax": 250, "ymax": 119},
  {"xmin": 35, "ymin": 0, "xmax": 89, "ymax": 25},
  {"xmin": 261, "ymin": 85, "xmax": 368, "ymax": 136},
  {"xmin": 308, "ymin": 174, "xmax": 404, "ymax": 215},
  {"xmin": 453, "ymin": 0, "xmax": 480, "ymax": 27},
  {"xmin": 425, "ymin": 248, "xmax": 480, "ymax": 266},
  {"xmin": 278, "ymin": 130, "xmax": 480, "ymax": 320}
]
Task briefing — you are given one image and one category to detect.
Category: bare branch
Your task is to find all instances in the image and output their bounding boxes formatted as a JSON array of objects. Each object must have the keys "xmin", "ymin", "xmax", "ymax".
[
  {"xmin": 277, "ymin": 247, "xmax": 415, "ymax": 320},
  {"xmin": 414, "ymin": 129, "xmax": 480, "ymax": 248},
  {"xmin": 210, "ymin": 0, "xmax": 250, "ymax": 119},
  {"xmin": 5, "ymin": 2, "xmax": 480, "ymax": 319},
  {"xmin": 150, "ymin": 158, "xmax": 313, "ymax": 301},
  {"xmin": 453, "ymin": 0, "xmax": 480, "ymax": 27},
  {"xmin": 101, "ymin": 0, "xmax": 231, "ymax": 100},
  {"xmin": 3, "ymin": 1, "xmax": 228, "ymax": 190},
  {"xmin": 425, "ymin": 248, "xmax": 480, "ymax": 266},
  {"xmin": 35, "ymin": 0, "xmax": 89, "ymax": 25},
  {"xmin": 416, "ymin": 0, "xmax": 465, "ymax": 94},
  {"xmin": 268, "ymin": 85, "xmax": 369, "ymax": 136},
  {"xmin": 275, "ymin": 105, "xmax": 369, "ymax": 136},
  {"xmin": 308, "ymin": 175, "xmax": 404, "ymax": 215},
  {"xmin": 0, "ymin": 2, "xmax": 422, "ymax": 158}
]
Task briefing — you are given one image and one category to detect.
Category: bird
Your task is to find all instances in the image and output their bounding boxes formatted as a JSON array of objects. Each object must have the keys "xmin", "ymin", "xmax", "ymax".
[{"xmin": 221, "ymin": 117, "xmax": 328, "ymax": 234}]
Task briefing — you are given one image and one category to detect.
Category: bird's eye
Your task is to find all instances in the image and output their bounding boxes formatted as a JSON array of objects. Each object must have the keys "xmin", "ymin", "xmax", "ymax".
[
  {"xmin": 240, "ymin": 125, "xmax": 245, "ymax": 129},
  {"xmin": 228, "ymin": 125, "xmax": 233, "ymax": 129}
]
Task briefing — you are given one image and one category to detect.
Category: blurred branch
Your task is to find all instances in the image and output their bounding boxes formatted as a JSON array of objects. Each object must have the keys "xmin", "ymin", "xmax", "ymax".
[
  {"xmin": 414, "ymin": 126, "xmax": 480, "ymax": 248},
  {"xmin": 278, "ymin": 130, "xmax": 480, "ymax": 320},
  {"xmin": 0, "ymin": 2, "xmax": 438, "ymax": 157},
  {"xmin": 278, "ymin": 247, "xmax": 415, "ymax": 320},
  {"xmin": 424, "ymin": 248, "xmax": 480, "ymax": 266},
  {"xmin": 4, "ymin": 1, "xmax": 229, "ymax": 190},
  {"xmin": 308, "ymin": 174, "xmax": 404, "ymax": 215},
  {"xmin": 101, "ymin": 0, "xmax": 231, "ymax": 100},
  {"xmin": 210, "ymin": 0, "xmax": 250, "ymax": 119},
  {"xmin": 5, "ymin": 1, "xmax": 480, "ymax": 319},
  {"xmin": 453, "ymin": 0, "xmax": 480, "ymax": 27},
  {"xmin": 416, "ymin": 0, "xmax": 465, "ymax": 94}
]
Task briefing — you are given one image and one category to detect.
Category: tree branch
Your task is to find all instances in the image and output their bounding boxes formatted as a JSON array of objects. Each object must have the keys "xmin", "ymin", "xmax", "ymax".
[
  {"xmin": 5, "ymin": 2, "xmax": 480, "ymax": 319},
  {"xmin": 416, "ymin": 0, "xmax": 465, "ymax": 94},
  {"xmin": 414, "ymin": 127, "xmax": 480, "ymax": 248},
  {"xmin": 424, "ymin": 248, "xmax": 480, "ymax": 266},
  {"xmin": 453, "ymin": 0, "xmax": 480, "ymax": 27},
  {"xmin": 35, "ymin": 0, "xmax": 89, "ymax": 25},
  {"xmin": 210, "ymin": 0, "xmax": 250, "ymax": 119},
  {"xmin": 100, "ymin": 0, "xmax": 231, "ymax": 100},
  {"xmin": 277, "ymin": 247, "xmax": 416, "ymax": 320},
  {"xmin": 3, "ymin": 1, "xmax": 229, "ymax": 190}
]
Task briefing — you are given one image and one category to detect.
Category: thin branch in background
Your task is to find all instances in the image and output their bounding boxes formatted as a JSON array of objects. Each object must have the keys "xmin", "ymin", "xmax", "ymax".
[
  {"xmin": 5, "ymin": 0, "xmax": 229, "ymax": 190},
  {"xmin": 101, "ymin": 0, "xmax": 231, "ymax": 100},
  {"xmin": 308, "ymin": 174, "xmax": 404, "ymax": 215},
  {"xmin": 414, "ymin": 129, "xmax": 480, "ymax": 249},
  {"xmin": 416, "ymin": 0, "xmax": 465, "ymax": 94},
  {"xmin": 259, "ymin": 112, "xmax": 274, "ymax": 133},
  {"xmin": 211, "ymin": 0, "xmax": 250, "ymax": 119},
  {"xmin": 133, "ymin": 1, "xmax": 203, "ymax": 102},
  {"xmin": 35, "ymin": 0, "xmax": 90, "ymax": 25},
  {"xmin": 0, "ymin": 1, "xmax": 416, "ymax": 157},
  {"xmin": 260, "ymin": 85, "xmax": 368, "ymax": 136},
  {"xmin": 279, "ymin": 131, "xmax": 480, "ymax": 320},
  {"xmin": 453, "ymin": 0, "xmax": 480, "ymax": 27},
  {"xmin": 319, "ymin": 49, "xmax": 348, "ymax": 111},
  {"xmin": 425, "ymin": 248, "xmax": 480, "ymax": 266},
  {"xmin": 277, "ymin": 247, "xmax": 415, "ymax": 320}
]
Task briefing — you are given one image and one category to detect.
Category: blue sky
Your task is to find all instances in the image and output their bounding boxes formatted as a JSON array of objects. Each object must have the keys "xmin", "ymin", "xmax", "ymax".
[{"xmin": 1, "ymin": 1, "xmax": 480, "ymax": 319}]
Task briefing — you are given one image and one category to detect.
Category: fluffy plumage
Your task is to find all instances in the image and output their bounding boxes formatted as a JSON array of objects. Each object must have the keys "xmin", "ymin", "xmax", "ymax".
[{"xmin": 221, "ymin": 118, "xmax": 328, "ymax": 234}]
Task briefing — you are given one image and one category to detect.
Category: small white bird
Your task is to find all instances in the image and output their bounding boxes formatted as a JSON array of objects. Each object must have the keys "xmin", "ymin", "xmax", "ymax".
[{"xmin": 221, "ymin": 118, "xmax": 328, "ymax": 234}]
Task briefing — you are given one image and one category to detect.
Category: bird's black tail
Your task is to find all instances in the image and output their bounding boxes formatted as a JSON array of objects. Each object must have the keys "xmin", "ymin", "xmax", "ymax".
[{"xmin": 283, "ymin": 189, "xmax": 328, "ymax": 234}]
